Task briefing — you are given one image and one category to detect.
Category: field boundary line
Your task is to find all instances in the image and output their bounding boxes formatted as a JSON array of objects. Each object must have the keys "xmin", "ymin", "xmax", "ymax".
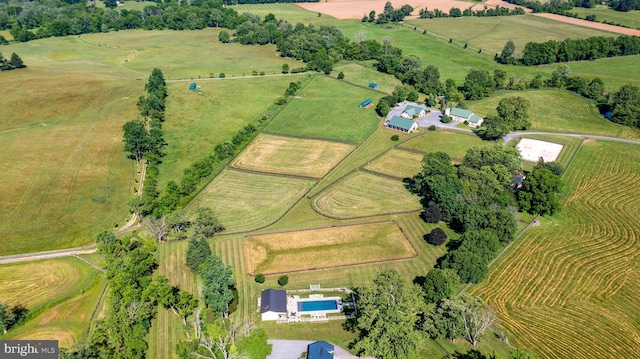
[
  {"xmin": 244, "ymin": 220, "xmax": 418, "ymax": 276},
  {"xmin": 73, "ymin": 254, "xmax": 106, "ymax": 273},
  {"xmin": 225, "ymin": 166, "xmax": 323, "ymax": 181},
  {"xmin": 321, "ymin": 74, "xmax": 389, "ymax": 95},
  {"xmin": 260, "ymin": 130, "xmax": 358, "ymax": 145},
  {"xmin": 86, "ymin": 283, "xmax": 109, "ymax": 339},
  {"xmin": 359, "ymin": 167, "xmax": 410, "ymax": 181}
]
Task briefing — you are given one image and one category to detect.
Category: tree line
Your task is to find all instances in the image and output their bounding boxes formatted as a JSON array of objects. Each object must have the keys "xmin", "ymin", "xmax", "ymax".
[
  {"xmin": 0, "ymin": 51, "xmax": 25, "ymax": 70},
  {"xmin": 360, "ymin": 2, "xmax": 414, "ymax": 24},
  {"xmin": 505, "ymin": 0, "xmax": 639, "ymax": 12},
  {"xmin": 497, "ymin": 35, "xmax": 640, "ymax": 66},
  {"xmin": 418, "ymin": 4, "xmax": 525, "ymax": 18}
]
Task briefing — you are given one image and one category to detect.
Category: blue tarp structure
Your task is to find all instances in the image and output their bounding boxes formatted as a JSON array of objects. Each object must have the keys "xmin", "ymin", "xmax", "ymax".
[
  {"xmin": 360, "ymin": 98, "xmax": 372, "ymax": 108},
  {"xmin": 189, "ymin": 82, "xmax": 197, "ymax": 90}
]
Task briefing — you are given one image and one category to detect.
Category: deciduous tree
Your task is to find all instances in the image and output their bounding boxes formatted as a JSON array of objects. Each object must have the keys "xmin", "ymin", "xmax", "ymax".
[{"xmin": 201, "ymin": 255, "xmax": 235, "ymax": 317}]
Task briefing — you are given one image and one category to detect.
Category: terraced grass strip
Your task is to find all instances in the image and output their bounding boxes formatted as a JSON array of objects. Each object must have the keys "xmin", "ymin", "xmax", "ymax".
[{"xmin": 363, "ymin": 148, "xmax": 424, "ymax": 179}]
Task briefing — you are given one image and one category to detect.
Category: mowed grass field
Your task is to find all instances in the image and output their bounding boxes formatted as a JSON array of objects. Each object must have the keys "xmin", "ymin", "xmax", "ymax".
[
  {"xmin": 187, "ymin": 169, "xmax": 316, "ymax": 232},
  {"xmin": 265, "ymin": 75, "xmax": 380, "ymax": 142},
  {"xmin": 363, "ymin": 148, "xmax": 424, "ymax": 179},
  {"xmin": 472, "ymin": 141, "xmax": 640, "ymax": 358},
  {"xmin": 0, "ymin": 257, "xmax": 105, "ymax": 347},
  {"xmin": 406, "ymin": 14, "xmax": 617, "ymax": 56},
  {"xmin": 159, "ymin": 76, "xmax": 305, "ymax": 186},
  {"xmin": 400, "ymin": 130, "xmax": 490, "ymax": 161},
  {"xmin": 245, "ymin": 221, "xmax": 416, "ymax": 274},
  {"xmin": 571, "ymin": 6, "xmax": 640, "ymax": 29},
  {"xmin": 231, "ymin": 3, "xmax": 339, "ymax": 24},
  {"xmin": 312, "ymin": 171, "xmax": 421, "ymax": 218},
  {"xmin": 330, "ymin": 61, "xmax": 403, "ymax": 94},
  {"xmin": 0, "ymin": 70, "xmax": 137, "ymax": 255},
  {"xmin": 230, "ymin": 133, "xmax": 356, "ymax": 178},
  {"xmin": 469, "ymin": 89, "xmax": 640, "ymax": 140}
]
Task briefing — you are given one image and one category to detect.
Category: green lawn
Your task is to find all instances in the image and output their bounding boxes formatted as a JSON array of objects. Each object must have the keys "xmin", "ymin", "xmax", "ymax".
[
  {"xmin": 265, "ymin": 75, "xmax": 380, "ymax": 142},
  {"xmin": 468, "ymin": 89, "xmax": 640, "ymax": 140},
  {"xmin": 231, "ymin": 3, "xmax": 339, "ymax": 24},
  {"xmin": 400, "ymin": 130, "xmax": 490, "ymax": 161},
  {"xmin": 570, "ymin": 6, "xmax": 640, "ymax": 29},
  {"xmin": 330, "ymin": 61, "xmax": 403, "ymax": 94}
]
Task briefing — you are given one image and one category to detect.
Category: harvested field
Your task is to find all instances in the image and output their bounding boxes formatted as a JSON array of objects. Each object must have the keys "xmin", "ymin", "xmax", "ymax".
[
  {"xmin": 188, "ymin": 169, "xmax": 316, "ymax": 232},
  {"xmin": 313, "ymin": 171, "xmax": 421, "ymax": 218},
  {"xmin": 363, "ymin": 148, "xmax": 424, "ymax": 179},
  {"xmin": 472, "ymin": 141, "xmax": 640, "ymax": 359},
  {"xmin": 534, "ymin": 13, "xmax": 640, "ymax": 36},
  {"xmin": 244, "ymin": 221, "xmax": 416, "ymax": 274},
  {"xmin": 230, "ymin": 133, "xmax": 355, "ymax": 178}
]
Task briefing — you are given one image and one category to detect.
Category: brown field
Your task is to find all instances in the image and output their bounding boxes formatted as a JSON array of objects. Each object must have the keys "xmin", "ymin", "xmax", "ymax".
[
  {"xmin": 363, "ymin": 148, "xmax": 424, "ymax": 179},
  {"xmin": 230, "ymin": 133, "xmax": 355, "ymax": 178},
  {"xmin": 297, "ymin": 0, "xmax": 494, "ymax": 19},
  {"xmin": 244, "ymin": 221, "xmax": 416, "ymax": 274},
  {"xmin": 534, "ymin": 13, "xmax": 640, "ymax": 36}
]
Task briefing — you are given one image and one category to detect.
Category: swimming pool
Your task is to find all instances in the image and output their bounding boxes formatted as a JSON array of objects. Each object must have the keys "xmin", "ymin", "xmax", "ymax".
[{"xmin": 297, "ymin": 299, "xmax": 339, "ymax": 312}]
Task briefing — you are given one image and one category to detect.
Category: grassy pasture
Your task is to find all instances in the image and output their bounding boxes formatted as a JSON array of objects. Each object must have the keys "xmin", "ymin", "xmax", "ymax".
[
  {"xmin": 231, "ymin": 3, "xmax": 339, "ymax": 24},
  {"xmin": 265, "ymin": 75, "xmax": 380, "ymax": 142},
  {"xmin": 159, "ymin": 76, "xmax": 304, "ymax": 186},
  {"xmin": 330, "ymin": 61, "xmax": 403, "ymax": 94},
  {"xmin": 363, "ymin": 148, "xmax": 424, "ymax": 179},
  {"xmin": 230, "ymin": 133, "xmax": 356, "ymax": 178},
  {"xmin": 400, "ymin": 130, "xmax": 490, "ymax": 161},
  {"xmin": 187, "ymin": 169, "xmax": 315, "ymax": 232},
  {"xmin": 570, "ymin": 6, "xmax": 640, "ymax": 29},
  {"xmin": 472, "ymin": 141, "xmax": 640, "ymax": 359},
  {"xmin": 406, "ymin": 15, "xmax": 617, "ymax": 56},
  {"xmin": 312, "ymin": 171, "xmax": 421, "ymax": 219},
  {"xmin": 244, "ymin": 221, "xmax": 416, "ymax": 274},
  {"xmin": 468, "ymin": 89, "xmax": 640, "ymax": 140},
  {"xmin": 0, "ymin": 71, "xmax": 136, "ymax": 255}
]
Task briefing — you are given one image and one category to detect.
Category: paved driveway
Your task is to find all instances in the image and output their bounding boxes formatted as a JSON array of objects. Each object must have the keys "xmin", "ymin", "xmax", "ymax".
[
  {"xmin": 386, "ymin": 102, "xmax": 466, "ymax": 131},
  {"xmin": 267, "ymin": 340, "xmax": 362, "ymax": 359}
]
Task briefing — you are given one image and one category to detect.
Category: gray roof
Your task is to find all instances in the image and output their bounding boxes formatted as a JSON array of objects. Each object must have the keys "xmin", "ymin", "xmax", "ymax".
[
  {"xmin": 387, "ymin": 116, "xmax": 416, "ymax": 131},
  {"xmin": 308, "ymin": 341, "xmax": 334, "ymax": 359},
  {"xmin": 450, "ymin": 107, "xmax": 474, "ymax": 119},
  {"xmin": 260, "ymin": 289, "xmax": 286, "ymax": 313}
]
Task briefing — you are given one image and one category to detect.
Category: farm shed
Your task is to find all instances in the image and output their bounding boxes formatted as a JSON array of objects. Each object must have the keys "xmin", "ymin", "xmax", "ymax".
[
  {"xmin": 446, "ymin": 107, "xmax": 483, "ymax": 127},
  {"xmin": 360, "ymin": 98, "xmax": 373, "ymax": 108},
  {"xmin": 260, "ymin": 289, "xmax": 287, "ymax": 321},
  {"xmin": 402, "ymin": 104, "xmax": 428, "ymax": 118},
  {"xmin": 189, "ymin": 82, "xmax": 197, "ymax": 90},
  {"xmin": 385, "ymin": 116, "xmax": 418, "ymax": 133},
  {"xmin": 368, "ymin": 82, "xmax": 378, "ymax": 89},
  {"xmin": 307, "ymin": 341, "xmax": 335, "ymax": 359}
]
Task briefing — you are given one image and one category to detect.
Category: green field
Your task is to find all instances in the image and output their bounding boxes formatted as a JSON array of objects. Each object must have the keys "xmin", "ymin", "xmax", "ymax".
[
  {"xmin": 187, "ymin": 169, "xmax": 316, "ymax": 232},
  {"xmin": 330, "ymin": 61, "xmax": 403, "ymax": 94},
  {"xmin": 472, "ymin": 141, "xmax": 640, "ymax": 358},
  {"xmin": 363, "ymin": 148, "xmax": 424, "ymax": 179},
  {"xmin": 0, "ymin": 257, "xmax": 105, "ymax": 347},
  {"xmin": 401, "ymin": 130, "xmax": 490, "ymax": 160},
  {"xmin": 312, "ymin": 171, "xmax": 421, "ymax": 218},
  {"xmin": 571, "ymin": 6, "xmax": 640, "ymax": 29},
  {"xmin": 468, "ymin": 89, "xmax": 640, "ymax": 140},
  {"xmin": 406, "ymin": 14, "xmax": 618, "ymax": 55},
  {"xmin": 231, "ymin": 3, "xmax": 338, "ymax": 24},
  {"xmin": 265, "ymin": 75, "xmax": 380, "ymax": 142}
]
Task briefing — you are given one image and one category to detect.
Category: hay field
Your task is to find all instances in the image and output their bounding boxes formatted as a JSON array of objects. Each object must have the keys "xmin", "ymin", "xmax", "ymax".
[
  {"xmin": 265, "ymin": 75, "xmax": 380, "ymax": 143},
  {"xmin": 188, "ymin": 169, "xmax": 315, "ymax": 232},
  {"xmin": 244, "ymin": 221, "xmax": 416, "ymax": 274},
  {"xmin": 159, "ymin": 76, "xmax": 305, "ymax": 186},
  {"xmin": 570, "ymin": 7, "xmax": 640, "ymax": 29},
  {"xmin": 0, "ymin": 70, "xmax": 136, "ymax": 255},
  {"xmin": 400, "ymin": 130, "xmax": 489, "ymax": 161},
  {"xmin": 472, "ymin": 141, "xmax": 640, "ymax": 358},
  {"xmin": 313, "ymin": 171, "xmax": 421, "ymax": 218},
  {"xmin": 407, "ymin": 14, "xmax": 619, "ymax": 56},
  {"xmin": 469, "ymin": 89, "xmax": 640, "ymax": 140},
  {"xmin": 534, "ymin": 13, "xmax": 640, "ymax": 36},
  {"xmin": 230, "ymin": 133, "xmax": 355, "ymax": 178},
  {"xmin": 231, "ymin": 3, "xmax": 340, "ymax": 24},
  {"xmin": 363, "ymin": 148, "xmax": 424, "ymax": 179}
]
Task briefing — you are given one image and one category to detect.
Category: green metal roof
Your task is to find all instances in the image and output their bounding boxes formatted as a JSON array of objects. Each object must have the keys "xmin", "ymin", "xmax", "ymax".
[
  {"xmin": 388, "ymin": 116, "xmax": 416, "ymax": 131},
  {"xmin": 404, "ymin": 104, "xmax": 428, "ymax": 117},
  {"xmin": 469, "ymin": 114, "xmax": 483, "ymax": 123},
  {"xmin": 450, "ymin": 107, "xmax": 473, "ymax": 119}
]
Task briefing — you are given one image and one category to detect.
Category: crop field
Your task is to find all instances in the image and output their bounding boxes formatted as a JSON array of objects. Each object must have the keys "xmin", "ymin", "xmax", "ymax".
[
  {"xmin": 570, "ymin": 7, "xmax": 640, "ymax": 29},
  {"xmin": 469, "ymin": 89, "xmax": 640, "ymax": 140},
  {"xmin": 187, "ymin": 169, "xmax": 315, "ymax": 232},
  {"xmin": 244, "ymin": 221, "xmax": 416, "ymax": 274},
  {"xmin": 406, "ymin": 14, "xmax": 617, "ymax": 56},
  {"xmin": 231, "ymin": 3, "xmax": 339, "ymax": 24},
  {"xmin": 312, "ymin": 171, "xmax": 421, "ymax": 218},
  {"xmin": 363, "ymin": 148, "xmax": 424, "ymax": 179},
  {"xmin": 472, "ymin": 141, "xmax": 640, "ymax": 358},
  {"xmin": 230, "ymin": 133, "xmax": 356, "ymax": 178},
  {"xmin": 330, "ymin": 62, "xmax": 403, "ymax": 94},
  {"xmin": 265, "ymin": 75, "xmax": 380, "ymax": 142},
  {"xmin": 400, "ymin": 130, "xmax": 489, "ymax": 161},
  {"xmin": 159, "ymin": 76, "xmax": 305, "ymax": 186}
]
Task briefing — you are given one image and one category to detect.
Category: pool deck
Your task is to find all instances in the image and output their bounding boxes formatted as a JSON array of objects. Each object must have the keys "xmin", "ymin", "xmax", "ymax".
[{"xmin": 285, "ymin": 294, "xmax": 344, "ymax": 323}]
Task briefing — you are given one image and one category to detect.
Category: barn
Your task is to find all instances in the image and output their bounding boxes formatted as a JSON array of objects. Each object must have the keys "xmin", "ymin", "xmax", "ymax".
[{"xmin": 385, "ymin": 116, "xmax": 418, "ymax": 133}]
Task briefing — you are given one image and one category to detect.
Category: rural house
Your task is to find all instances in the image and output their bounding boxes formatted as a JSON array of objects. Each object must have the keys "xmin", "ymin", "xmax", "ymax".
[
  {"xmin": 385, "ymin": 116, "xmax": 418, "ymax": 133},
  {"xmin": 259, "ymin": 289, "xmax": 287, "ymax": 321},
  {"xmin": 307, "ymin": 341, "xmax": 335, "ymax": 359},
  {"xmin": 401, "ymin": 104, "xmax": 428, "ymax": 118},
  {"xmin": 445, "ymin": 107, "xmax": 484, "ymax": 127}
]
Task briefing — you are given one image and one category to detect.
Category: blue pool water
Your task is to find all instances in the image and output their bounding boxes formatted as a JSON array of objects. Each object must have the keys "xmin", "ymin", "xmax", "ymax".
[{"xmin": 298, "ymin": 300, "xmax": 338, "ymax": 312}]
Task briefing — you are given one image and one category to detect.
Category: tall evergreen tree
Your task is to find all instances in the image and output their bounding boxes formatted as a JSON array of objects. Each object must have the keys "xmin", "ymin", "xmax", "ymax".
[{"xmin": 185, "ymin": 237, "xmax": 212, "ymax": 272}]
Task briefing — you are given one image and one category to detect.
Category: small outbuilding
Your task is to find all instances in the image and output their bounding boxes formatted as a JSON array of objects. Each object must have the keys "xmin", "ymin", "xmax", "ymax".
[
  {"xmin": 360, "ymin": 98, "xmax": 373, "ymax": 108},
  {"xmin": 189, "ymin": 82, "xmax": 197, "ymax": 90},
  {"xmin": 307, "ymin": 341, "xmax": 335, "ymax": 359},
  {"xmin": 385, "ymin": 116, "xmax": 418, "ymax": 133},
  {"xmin": 368, "ymin": 82, "xmax": 378, "ymax": 89},
  {"xmin": 259, "ymin": 289, "xmax": 287, "ymax": 321}
]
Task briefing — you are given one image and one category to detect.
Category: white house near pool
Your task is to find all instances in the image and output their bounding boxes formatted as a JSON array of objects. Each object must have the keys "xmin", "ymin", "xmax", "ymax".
[
  {"xmin": 259, "ymin": 289, "xmax": 287, "ymax": 321},
  {"xmin": 445, "ymin": 107, "xmax": 484, "ymax": 127}
]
